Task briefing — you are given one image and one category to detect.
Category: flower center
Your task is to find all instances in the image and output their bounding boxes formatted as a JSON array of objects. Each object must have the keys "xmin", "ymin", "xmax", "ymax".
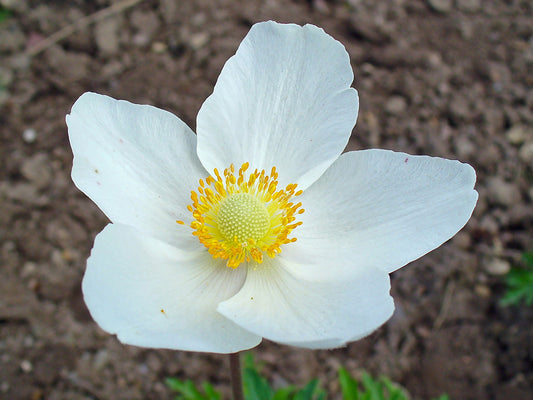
[
  {"xmin": 178, "ymin": 163, "xmax": 304, "ymax": 268},
  {"xmin": 218, "ymin": 193, "xmax": 270, "ymax": 243}
]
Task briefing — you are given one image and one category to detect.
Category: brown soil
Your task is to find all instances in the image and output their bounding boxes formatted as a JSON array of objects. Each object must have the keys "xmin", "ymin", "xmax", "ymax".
[{"xmin": 1, "ymin": 0, "xmax": 533, "ymax": 399}]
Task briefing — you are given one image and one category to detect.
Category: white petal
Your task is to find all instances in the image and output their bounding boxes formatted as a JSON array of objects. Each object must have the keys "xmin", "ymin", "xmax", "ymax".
[
  {"xmin": 290, "ymin": 149, "xmax": 478, "ymax": 275},
  {"xmin": 83, "ymin": 224, "xmax": 261, "ymax": 353},
  {"xmin": 217, "ymin": 257, "xmax": 394, "ymax": 348},
  {"xmin": 67, "ymin": 92, "xmax": 206, "ymax": 248},
  {"xmin": 197, "ymin": 21, "xmax": 358, "ymax": 190}
]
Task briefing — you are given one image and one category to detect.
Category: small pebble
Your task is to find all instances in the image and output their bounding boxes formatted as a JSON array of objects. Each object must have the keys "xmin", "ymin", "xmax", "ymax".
[
  {"xmin": 456, "ymin": 0, "xmax": 481, "ymax": 12},
  {"xmin": 0, "ymin": 381, "xmax": 10, "ymax": 393},
  {"xmin": 0, "ymin": 21, "xmax": 25, "ymax": 52},
  {"xmin": 20, "ymin": 261, "xmax": 37, "ymax": 278},
  {"xmin": 485, "ymin": 258, "xmax": 511, "ymax": 275},
  {"xmin": 452, "ymin": 231, "xmax": 472, "ymax": 250},
  {"xmin": 23, "ymin": 336, "xmax": 35, "ymax": 347},
  {"xmin": 95, "ymin": 16, "xmax": 121, "ymax": 56},
  {"xmin": 0, "ymin": 0, "xmax": 29, "ymax": 13},
  {"xmin": 151, "ymin": 41, "xmax": 167, "ymax": 53},
  {"xmin": 455, "ymin": 136, "xmax": 476, "ymax": 159},
  {"xmin": 138, "ymin": 363, "xmax": 149, "ymax": 374},
  {"xmin": 474, "ymin": 284, "xmax": 491, "ymax": 298},
  {"xmin": 506, "ymin": 124, "xmax": 529, "ymax": 145},
  {"xmin": 189, "ymin": 32, "xmax": 210, "ymax": 50},
  {"xmin": 385, "ymin": 96, "xmax": 407, "ymax": 115},
  {"xmin": 93, "ymin": 350, "xmax": 110, "ymax": 370},
  {"xmin": 486, "ymin": 177, "xmax": 521, "ymax": 208},
  {"xmin": 130, "ymin": 8, "xmax": 160, "ymax": 40},
  {"xmin": 519, "ymin": 141, "xmax": 533, "ymax": 168},
  {"xmin": 22, "ymin": 128, "xmax": 37, "ymax": 143},
  {"xmin": 21, "ymin": 153, "xmax": 52, "ymax": 189},
  {"xmin": 479, "ymin": 215, "xmax": 499, "ymax": 235},
  {"xmin": 20, "ymin": 360, "xmax": 33, "ymax": 373},
  {"xmin": 426, "ymin": 0, "xmax": 452, "ymax": 13}
]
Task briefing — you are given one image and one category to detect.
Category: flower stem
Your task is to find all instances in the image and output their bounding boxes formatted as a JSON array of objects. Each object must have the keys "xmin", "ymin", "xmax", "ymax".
[{"xmin": 229, "ymin": 352, "xmax": 244, "ymax": 400}]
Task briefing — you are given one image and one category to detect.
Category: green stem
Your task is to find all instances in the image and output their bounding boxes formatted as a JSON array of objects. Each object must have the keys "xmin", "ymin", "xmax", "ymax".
[{"xmin": 229, "ymin": 352, "xmax": 244, "ymax": 400}]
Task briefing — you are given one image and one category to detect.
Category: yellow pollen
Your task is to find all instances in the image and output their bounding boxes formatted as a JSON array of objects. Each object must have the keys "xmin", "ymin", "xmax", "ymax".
[{"xmin": 181, "ymin": 163, "xmax": 304, "ymax": 268}]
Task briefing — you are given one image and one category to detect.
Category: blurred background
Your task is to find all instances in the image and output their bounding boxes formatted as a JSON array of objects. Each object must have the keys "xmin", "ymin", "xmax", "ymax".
[{"xmin": 1, "ymin": 0, "xmax": 532, "ymax": 399}]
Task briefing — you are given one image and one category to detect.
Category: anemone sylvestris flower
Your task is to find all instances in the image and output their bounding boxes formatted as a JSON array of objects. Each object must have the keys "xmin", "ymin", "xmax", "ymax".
[{"xmin": 67, "ymin": 21, "xmax": 477, "ymax": 353}]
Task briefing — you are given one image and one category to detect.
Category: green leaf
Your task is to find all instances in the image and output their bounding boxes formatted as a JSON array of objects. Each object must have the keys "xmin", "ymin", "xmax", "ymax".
[
  {"xmin": 167, "ymin": 357, "xmax": 451, "ymax": 400},
  {"xmin": 243, "ymin": 352, "xmax": 257, "ymax": 369},
  {"xmin": 501, "ymin": 257, "xmax": 533, "ymax": 307},
  {"xmin": 521, "ymin": 251, "xmax": 533, "ymax": 266},
  {"xmin": 165, "ymin": 378, "xmax": 221, "ymax": 400},
  {"xmin": 293, "ymin": 379, "xmax": 325, "ymax": 400},
  {"xmin": 243, "ymin": 360, "xmax": 274, "ymax": 400},
  {"xmin": 201, "ymin": 382, "xmax": 221, "ymax": 400},
  {"xmin": 273, "ymin": 386, "xmax": 297, "ymax": 400},
  {"xmin": 243, "ymin": 353, "xmax": 326, "ymax": 400},
  {"xmin": 338, "ymin": 369, "xmax": 415, "ymax": 400},
  {"xmin": 0, "ymin": 6, "xmax": 12, "ymax": 24},
  {"xmin": 361, "ymin": 372, "xmax": 385, "ymax": 400},
  {"xmin": 430, "ymin": 395, "xmax": 450, "ymax": 400},
  {"xmin": 381, "ymin": 377, "xmax": 408, "ymax": 400},
  {"xmin": 338, "ymin": 368, "xmax": 360, "ymax": 400}
]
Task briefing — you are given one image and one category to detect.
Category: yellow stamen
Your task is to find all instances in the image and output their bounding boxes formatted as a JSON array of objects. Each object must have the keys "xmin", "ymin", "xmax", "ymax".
[{"xmin": 180, "ymin": 163, "xmax": 304, "ymax": 268}]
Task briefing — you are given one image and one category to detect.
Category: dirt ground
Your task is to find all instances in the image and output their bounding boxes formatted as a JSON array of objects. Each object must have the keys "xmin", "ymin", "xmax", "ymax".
[{"xmin": 1, "ymin": 0, "xmax": 533, "ymax": 399}]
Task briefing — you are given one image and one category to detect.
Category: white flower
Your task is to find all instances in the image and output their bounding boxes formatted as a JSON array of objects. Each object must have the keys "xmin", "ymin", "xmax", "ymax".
[{"xmin": 66, "ymin": 21, "xmax": 477, "ymax": 353}]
